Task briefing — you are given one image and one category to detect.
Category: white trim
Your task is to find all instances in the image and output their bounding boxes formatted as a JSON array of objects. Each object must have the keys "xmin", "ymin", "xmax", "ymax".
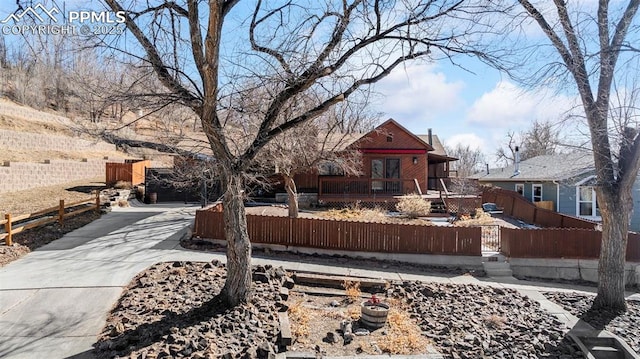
[
  {"xmin": 575, "ymin": 175, "xmax": 596, "ymax": 186},
  {"xmin": 556, "ymin": 182, "xmax": 560, "ymax": 212},
  {"xmin": 532, "ymin": 184, "xmax": 543, "ymax": 202},
  {"xmin": 576, "ymin": 185, "xmax": 600, "ymax": 219}
]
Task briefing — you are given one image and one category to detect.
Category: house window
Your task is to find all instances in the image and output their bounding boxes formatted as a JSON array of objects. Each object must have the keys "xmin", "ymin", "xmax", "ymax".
[
  {"xmin": 371, "ymin": 159, "xmax": 384, "ymax": 190},
  {"xmin": 515, "ymin": 183, "xmax": 524, "ymax": 196},
  {"xmin": 578, "ymin": 186, "xmax": 599, "ymax": 217},
  {"xmin": 371, "ymin": 158, "xmax": 401, "ymax": 192},
  {"xmin": 385, "ymin": 158, "xmax": 400, "ymax": 179},
  {"xmin": 318, "ymin": 161, "xmax": 344, "ymax": 175},
  {"xmin": 532, "ymin": 184, "xmax": 542, "ymax": 202},
  {"xmin": 386, "ymin": 134, "xmax": 393, "ymax": 142}
]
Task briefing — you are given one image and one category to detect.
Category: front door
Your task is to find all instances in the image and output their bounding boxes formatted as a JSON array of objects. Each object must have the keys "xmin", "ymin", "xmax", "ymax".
[
  {"xmin": 371, "ymin": 158, "xmax": 401, "ymax": 194},
  {"xmin": 385, "ymin": 158, "xmax": 400, "ymax": 193}
]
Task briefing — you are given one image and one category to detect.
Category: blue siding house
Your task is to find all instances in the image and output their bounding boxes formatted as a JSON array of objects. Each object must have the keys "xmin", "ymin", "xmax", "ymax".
[{"xmin": 473, "ymin": 152, "xmax": 640, "ymax": 231}]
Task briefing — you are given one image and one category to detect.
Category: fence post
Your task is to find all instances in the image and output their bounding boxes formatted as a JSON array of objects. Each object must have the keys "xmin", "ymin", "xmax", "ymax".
[
  {"xmin": 59, "ymin": 199, "xmax": 65, "ymax": 225},
  {"xmin": 95, "ymin": 191, "xmax": 100, "ymax": 212},
  {"xmin": 5, "ymin": 213, "xmax": 12, "ymax": 246}
]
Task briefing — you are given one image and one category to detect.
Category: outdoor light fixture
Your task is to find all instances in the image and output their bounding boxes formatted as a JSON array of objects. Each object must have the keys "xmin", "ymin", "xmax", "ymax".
[{"xmin": 413, "ymin": 157, "xmax": 418, "ymax": 164}]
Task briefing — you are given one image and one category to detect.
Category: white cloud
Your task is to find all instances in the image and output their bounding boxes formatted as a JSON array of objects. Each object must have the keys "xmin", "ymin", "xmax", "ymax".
[
  {"xmin": 444, "ymin": 133, "xmax": 486, "ymax": 151},
  {"xmin": 375, "ymin": 63, "xmax": 466, "ymax": 124},
  {"xmin": 465, "ymin": 80, "xmax": 579, "ymax": 128}
]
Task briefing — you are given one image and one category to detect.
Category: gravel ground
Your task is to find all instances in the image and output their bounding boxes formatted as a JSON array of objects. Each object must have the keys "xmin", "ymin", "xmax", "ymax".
[
  {"xmin": 94, "ymin": 261, "xmax": 286, "ymax": 359},
  {"xmin": 95, "ymin": 261, "xmax": 585, "ymax": 358},
  {"xmin": 0, "ymin": 210, "xmax": 102, "ymax": 266},
  {"xmin": 544, "ymin": 292, "xmax": 640, "ymax": 353}
]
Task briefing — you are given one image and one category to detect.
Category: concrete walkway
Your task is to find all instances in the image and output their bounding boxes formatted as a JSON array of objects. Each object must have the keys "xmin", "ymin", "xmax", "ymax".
[{"xmin": 0, "ymin": 204, "xmax": 637, "ymax": 358}]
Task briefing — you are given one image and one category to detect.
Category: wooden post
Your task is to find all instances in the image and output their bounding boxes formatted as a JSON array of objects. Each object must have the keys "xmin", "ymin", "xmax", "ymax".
[
  {"xmin": 5, "ymin": 213, "xmax": 12, "ymax": 246},
  {"xmin": 95, "ymin": 191, "xmax": 100, "ymax": 212},
  {"xmin": 59, "ymin": 199, "xmax": 65, "ymax": 225}
]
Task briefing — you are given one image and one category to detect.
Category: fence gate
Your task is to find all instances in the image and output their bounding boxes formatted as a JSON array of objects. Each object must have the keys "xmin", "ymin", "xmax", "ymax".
[{"xmin": 480, "ymin": 225, "xmax": 501, "ymax": 253}]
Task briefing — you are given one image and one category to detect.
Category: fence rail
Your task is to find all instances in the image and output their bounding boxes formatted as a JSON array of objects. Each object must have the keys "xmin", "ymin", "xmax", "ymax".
[
  {"xmin": 482, "ymin": 187, "xmax": 596, "ymax": 229},
  {"xmin": 501, "ymin": 227, "xmax": 640, "ymax": 261},
  {"xmin": 194, "ymin": 210, "xmax": 481, "ymax": 256},
  {"xmin": 1, "ymin": 193, "xmax": 100, "ymax": 246}
]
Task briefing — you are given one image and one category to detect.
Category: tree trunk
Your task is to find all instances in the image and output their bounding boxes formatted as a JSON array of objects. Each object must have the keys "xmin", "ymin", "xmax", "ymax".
[
  {"xmin": 594, "ymin": 187, "xmax": 631, "ymax": 311},
  {"xmin": 284, "ymin": 175, "xmax": 299, "ymax": 218},
  {"xmin": 221, "ymin": 172, "xmax": 252, "ymax": 306}
]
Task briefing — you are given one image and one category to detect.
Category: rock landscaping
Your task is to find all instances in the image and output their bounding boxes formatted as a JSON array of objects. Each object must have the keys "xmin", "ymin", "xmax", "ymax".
[
  {"xmin": 391, "ymin": 282, "xmax": 583, "ymax": 358},
  {"xmin": 95, "ymin": 260, "xmax": 589, "ymax": 358},
  {"xmin": 94, "ymin": 261, "xmax": 287, "ymax": 359},
  {"xmin": 544, "ymin": 291, "xmax": 640, "ymax": 353}
]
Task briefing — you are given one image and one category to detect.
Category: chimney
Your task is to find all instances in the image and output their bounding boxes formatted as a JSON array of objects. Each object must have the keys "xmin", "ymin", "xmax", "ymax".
[
  {"xmin": 486, "ymin": 163, "xmax": 489, "ymax": 175},
  {"xmin": 427, "ymin": 128, "xmax": 433, "ymax": 145},
  {"xmin": 514, "ymin": 146, "xmax": 521, "ymax": 176}
]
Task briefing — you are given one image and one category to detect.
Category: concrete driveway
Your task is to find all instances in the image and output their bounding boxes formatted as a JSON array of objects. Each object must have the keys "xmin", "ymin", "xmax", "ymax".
[{"xmin": 0, "ymin": 204, "xmax": 217, "ymax": 359}]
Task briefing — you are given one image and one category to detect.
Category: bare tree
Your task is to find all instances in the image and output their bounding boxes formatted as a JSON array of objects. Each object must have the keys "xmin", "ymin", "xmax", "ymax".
[
  {"xmin": 262, "ymin": 105, "xmax": 373, "ymax": 218},
  {"xmin": 495, "ymin": 120, "xmax": 560, "ymax": 165},
  {"xmin": 93, "ymin": 0, "xmax": 496, "ymax": 306},
  {"xmin": 447, "ymin": 144, "xmax": 485, "ymax": 177},
  {"xmin": 520, "ymin": 120, "xmax": 560, "ymax": 160},
  {"xmin": 503, "ymin": 0, "xmax": 640, "ymax": 310}
]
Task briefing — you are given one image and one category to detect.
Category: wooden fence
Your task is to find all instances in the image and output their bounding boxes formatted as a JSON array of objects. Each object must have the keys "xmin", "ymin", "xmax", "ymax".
[
  {"xmin": 106, "ymin": 160, "xmax": 150, "ymax": 186},
  {"xmin": 482, "ymin": 187, "xmax": 596, "ymax": 229},
  {"xmin": 501, "ymin": 227, "xmax": 640, "ymax": 261},
  {"xmin": 1, "ymin": 193, "xmax": 100, "ymax": 246},
  {"xmin": 194, "ymin": 209, "xmax": 481, "ymax": 256}
]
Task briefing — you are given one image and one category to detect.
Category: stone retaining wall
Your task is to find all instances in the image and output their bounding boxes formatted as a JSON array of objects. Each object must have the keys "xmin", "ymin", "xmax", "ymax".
[
  {"xmin": 0, "ymin": 158, "xmax": 125, "ymax": 193},
  {"xmin": 509, "ymin": 258, "xmax": 640, "ymax": 287},
  {"xmin": 0, "ymin": 129, "xmax": 115, "ymax": 152}
]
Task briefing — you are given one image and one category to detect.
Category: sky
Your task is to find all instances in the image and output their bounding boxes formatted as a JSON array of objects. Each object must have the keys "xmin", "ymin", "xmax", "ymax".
[
  {"xmin": 0, "ymin": 1, "xmax": 592, "ymax": 166},
  {"xmin": 372, "ymin": 60, "xmax": 582, "ymax": 164}
]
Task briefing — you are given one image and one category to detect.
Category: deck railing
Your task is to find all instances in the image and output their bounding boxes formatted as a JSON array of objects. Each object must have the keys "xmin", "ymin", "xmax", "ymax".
[{"xmin": 318, "ymin": 177, "xmax": 421, "ymax": 198}]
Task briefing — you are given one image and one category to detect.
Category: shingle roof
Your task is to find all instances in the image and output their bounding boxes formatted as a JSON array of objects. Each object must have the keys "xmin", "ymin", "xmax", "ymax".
[
  {"xmin": 473, "ymin": 152, "xmax": 594, "ymax": 182},
  {"xmin": 416, "ymin": 134, "xmax": 448, "ymax": 157}
]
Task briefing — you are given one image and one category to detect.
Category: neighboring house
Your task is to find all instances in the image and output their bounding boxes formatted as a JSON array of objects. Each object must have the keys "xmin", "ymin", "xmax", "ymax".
[
  {"xmin": 472, "ymin": 151, "xmax": 640, "ymax": 231},
  {"xmin": 294, "ymin": 119, "xmax": 457, "ymax": 205}
]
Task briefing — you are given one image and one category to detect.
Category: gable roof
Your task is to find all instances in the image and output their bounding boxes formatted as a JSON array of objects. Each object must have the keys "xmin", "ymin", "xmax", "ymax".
[
  {"xmin": 348, "ymin": 118, "xmax": 434, "ymax": 151},
  {"xmin": 473, "ymin": 152, "xmax": 594, "ymax": 182},
  {"xmin": 416, "ymin": 134, "xmax": 450, "ymax": 158}
]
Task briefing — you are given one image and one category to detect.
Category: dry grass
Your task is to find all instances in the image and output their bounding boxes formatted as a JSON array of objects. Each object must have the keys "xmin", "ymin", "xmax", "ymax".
[
  {"xmin": 288, "ymin": 299, "xmax": 316, "ymax": 341},
  {"xmin": 343, "ymin": 280, "xmax": 361, "ymax": 303},
  {"xmin": 318, "ymin": 203, "xmax": 433, "ymax": 226},
  {"xmin": 346, "ymin": 304, "xmax": 361, "ymax": 320},
  {"xmin": 483, "ymin": 314, "xmax": 507, "ymax": 329},
  {"xmin": 114, "ymin": 181, "xmax": 132, "ymax": 190},
  {"xmin": 378, "ymin": 308, "xmax": 430, "ymax": 354},
  {"xmin": 320, "ymin": 204, "xmax": 388, "ymax": 222},
  {"xmin": 0, "ymin": 178, "xmax": 105, "ymax": 216},
  {"xmin": 454, "ymin": 208, "xmax": 495, "ymax": 227}
]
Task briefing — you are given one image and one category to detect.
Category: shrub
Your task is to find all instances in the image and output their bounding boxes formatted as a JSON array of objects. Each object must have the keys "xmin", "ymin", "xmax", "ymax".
[
  {"xmin": 396, "ymin": 194, "xmax": 431, "ymax": 219},
  {"xmin": 114, "ymin": 181, "xmax": 132, "ymax": 189},
  {"xmin": 342, "ymin": 280, "xmax": 361, "ymax": 303}
]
